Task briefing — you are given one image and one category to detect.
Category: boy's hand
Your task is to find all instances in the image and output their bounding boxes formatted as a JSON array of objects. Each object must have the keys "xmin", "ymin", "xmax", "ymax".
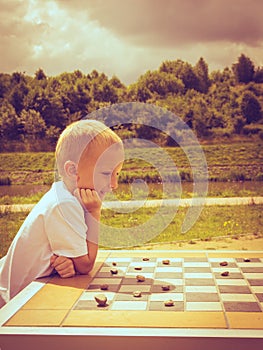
[
  {"xmin": 50, "ymin": 255, "xmax": 75, "ymax": 278},
  {"xmin": 75, "ymin": 188, "xmax": 102, "ymax": 219}
]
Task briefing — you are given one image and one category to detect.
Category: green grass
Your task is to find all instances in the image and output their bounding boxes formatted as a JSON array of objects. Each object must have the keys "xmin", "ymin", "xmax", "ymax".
[
  {"xmin": 100, "ymin": 204, "xmax": 263, "ymax": 248},
  {"xmin": 0, "ymin": 193, "xmax": 46, "ymax": 205},
  {"xmin": 0, "ymin": 210, "xmax": 28, "ymax": 258},
  {"xmin": 0, "ymin": 141, "xmax": 262, "ymax": 185},
  {"xmin": 1, "ymin": 204, "xmax": 262, "ymax": 257},
  {"xmin": 0, "ymin": 152, "xmax": 55, "ymax": 172}
]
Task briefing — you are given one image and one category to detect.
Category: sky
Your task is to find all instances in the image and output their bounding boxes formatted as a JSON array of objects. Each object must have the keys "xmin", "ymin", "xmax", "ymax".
[{"xmin": 1, "ymin": 0, "xmax": 262, "ymax": 85}]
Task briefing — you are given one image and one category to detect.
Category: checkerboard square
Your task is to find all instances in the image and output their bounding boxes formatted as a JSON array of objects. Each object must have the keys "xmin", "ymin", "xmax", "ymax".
[
  {"xmin": 184, "ymin": 262, "xmax": 210, "ymax": 267},
  {"xmin": 250, "ymin": 286, "xmax": 263, "ymax": 293},
  {"xmin": 215, "ymin": 272, "xmax": 243, "ymax": 279},
  {"xmin": 111, "ymin": 301, "xmax": 147, "ymax": 310},
  {"xmin": 155, "ymin": 272, "xmax": 183, "ymax": 279},
  {"xmin": 244, "ymin": 273, "xmax": 263, "ymax": 279},
  {"xmin": 241, "ymin": 267, "xmax": 263, "ymax": 273},
  {"xmin": 153, "ymin": 278, "xmax": 183, "ymax": 286},
  {"xmin": 255, "ymin": 293, "xmax": 263, "ymax": 302},
  {"xmin": 236, "ymin": 258, "xmax": 261, "ymax": 262},
  {"xmin": 127, "ymin": 266, "xmax": 155, "ymax": 273},
  {"xmin": 129, "ymin": 261, "xmax": 157, "ymax": 268},
  {"xmin": 155, "ymin": 267, "xmax": 183, "ymax": 273},
  {"xmin": 212, "ymin": 268, "xmax": 240, "ymax": 273},
  {"xmin": 186, "ymin": 293, "xmax": 219, "ymax": 302},
  {"xmin": 105, "ymin": 258, "xmax": 132, "ymax": 263},
  {"xmin": 221, "ymin": 294, "xmax": 257, "ymax": 302},
  {"xmin": 185, "ymin": 278, "xmax": 215, "ymax": 286},
  {"xmin": 149, "ymin": 301, "xmax": 184, "ymax": 311},
  {"xmin": 79, "ymin": 291, "xmax": 115, "ymax": 301},
  {"xmin": 184, "ymin": 258, "xmax": 208, "ymax": 262},
  {"xmin": 184, "ymin": 267, "xmax": 212, "ymax": 273},
  {"xmin": 218, "ymin": 285, "xmax": 251, "ymax": 294},
  {"xmin": 157, "ymin": 261, "xmax": 183, "ymax": 267},
  {"xmin": 115, "ymin": 293, "xmax": 149, "ymax": 301},
  {"xmin": 186, "ymin": 302, "xmax": 222, "ymax": 311},
  {"xmin": 156, "ymin": 258, "xmax": 183, "ymax": 263},
  {"xmin": 248, "ymin": 279, "xmax": 263, "ymax": 286},
  {"xmin": 184, "ymin": 273, "xmax": 213, "ymax": 279},
  {"xmin": 237, "ymin": 262, "xmax": 263, "ymax": 268},
  {"xmin": 210, "ymin": 262, "xmax": 237, "ymax": 268},
  {"xmin": 132, "ymin": 258, "xmax": 157, "ymax": 262},
  {"xmin": 87, "ymin": 284, "xmax": 120, "ymax": 292},
  {"xmin": 74, "ymin": 300, "xmax": 111, "ymax": 310},
  {"xmin": 185, "ymin": 286, "xmax": 217, "ymax": 293},
  {"xmin": 151, "ymin": 284, "xmax": 182, "ymax": 293},
  {"xmin": 118, "ymin": 285, "xmax": 151, "ymax": 293},
  {"xmin": 125, "ymin": 272, "xmax": 155, "ymax": 279},
  {"xmin": 91, "ymin": 278, "xmax": 122, "ymax": 285},
  {"xmin": 121, "ymin": 277, "xmax": 143, "ymax": 285},
  {"xmin": 223, "ymin": 302, "xmax": 261, "ymax": 312},
  {"xmin": 96, "ymin": 271, "xmax": 126, "ymax": 278},
  {"xmin": 216, "ymin": 279, "xmax": 248, "ymax": 286},
  {"xmin": 149, "ymin": 293, "xmax": 184, "ymax": 302}
]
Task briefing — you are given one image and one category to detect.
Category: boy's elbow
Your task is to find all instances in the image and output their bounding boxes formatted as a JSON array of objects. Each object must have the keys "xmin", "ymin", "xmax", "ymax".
[
  {"xmin": 78, "ymin": 265, "xmax": 93, "ymax": 275},
  {"xmin": 75, "ymin": 260, "xmax": 95, "ymax": 275},
  {"xmin": 72, "ymin": 253, "xmax": 96, "ymax": 275}
]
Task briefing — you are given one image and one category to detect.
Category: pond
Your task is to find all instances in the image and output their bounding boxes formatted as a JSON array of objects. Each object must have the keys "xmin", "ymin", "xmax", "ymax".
[{"xmin": 0, "ymin": 181, "xmax": 262, "ymax": 201}]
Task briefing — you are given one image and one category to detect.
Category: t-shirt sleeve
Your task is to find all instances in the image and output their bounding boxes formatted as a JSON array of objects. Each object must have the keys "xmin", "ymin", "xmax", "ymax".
[{"xmin": 45, "ymin": 199, "xmax": 88, "ymax": 258}]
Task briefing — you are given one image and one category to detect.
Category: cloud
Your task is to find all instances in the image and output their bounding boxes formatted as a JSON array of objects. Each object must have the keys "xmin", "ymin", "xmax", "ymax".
[
  {"xmin": 0, "ymin": 0, "xmax": 140, "ymax": 81},
  {"xmin": 56, "ymin": 0, "xmax": 263, "ymax": 47},
  {"xmin": 0, "ymin": 0, "xmax": 262, "ymax": 84}
]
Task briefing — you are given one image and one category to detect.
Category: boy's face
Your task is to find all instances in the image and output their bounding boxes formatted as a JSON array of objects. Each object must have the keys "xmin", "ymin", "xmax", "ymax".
[{"xmin": 76, "ymin": 142, "xmax": 124, "ymax": 199}]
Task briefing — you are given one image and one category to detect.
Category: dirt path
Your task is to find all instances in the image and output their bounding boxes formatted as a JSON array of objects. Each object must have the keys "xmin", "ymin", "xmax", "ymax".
[
  {"xmin": 1, "ymin": 196, "xmax": 263, "ymax": 212},
  {"xmin": 134, "ymin": 235, "xmax": 263, "ymax": 251}
]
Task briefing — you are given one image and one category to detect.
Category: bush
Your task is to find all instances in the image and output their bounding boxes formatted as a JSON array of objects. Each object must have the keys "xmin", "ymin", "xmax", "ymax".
[
  {"xmin": 0, "ymin": 177, "xmax": 11, "ymax": 185},
  {"xmin": 243, "ymin": 124, "xmax": 263, "ymax": 135}
]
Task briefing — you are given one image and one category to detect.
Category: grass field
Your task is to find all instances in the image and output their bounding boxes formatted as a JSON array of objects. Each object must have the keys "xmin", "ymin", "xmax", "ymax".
[
  {"xmin": 0, "ymin": 141, "xmax": 262, "ymax": 185},
  {"xmin": 0, "ymin": 141, "xmax": 262, "ymax": 257},
  {"xmin": 1, "ymin": 204, "xmax": 262, "ymax": 258}
]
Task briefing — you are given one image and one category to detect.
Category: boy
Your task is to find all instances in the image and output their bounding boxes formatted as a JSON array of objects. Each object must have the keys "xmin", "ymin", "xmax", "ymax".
[{"xmin": 0, "ymin": 119, "xmax": 124, "ymax": 308}]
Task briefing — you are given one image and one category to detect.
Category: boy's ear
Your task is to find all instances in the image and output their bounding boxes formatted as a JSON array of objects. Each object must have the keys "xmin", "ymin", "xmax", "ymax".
[{"xmin": 64, "ymin": 160, "xmax": 77, "ymax": 178}]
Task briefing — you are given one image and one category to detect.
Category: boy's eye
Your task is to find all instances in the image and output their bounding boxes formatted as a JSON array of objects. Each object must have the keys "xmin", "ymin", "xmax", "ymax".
[{"xmin": 101, "ymin": 172, "xmax": 111, "ymax": 176}]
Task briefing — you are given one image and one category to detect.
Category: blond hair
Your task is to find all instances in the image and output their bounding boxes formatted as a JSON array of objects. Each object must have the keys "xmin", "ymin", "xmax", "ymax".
[{"xmin": 55, "ymin": 119, "xmax": 122, "ymax": 177}]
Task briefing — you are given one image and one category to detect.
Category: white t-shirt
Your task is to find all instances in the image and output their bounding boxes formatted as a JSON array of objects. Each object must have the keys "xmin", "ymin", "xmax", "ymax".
[{"xmin": 0, "ymin": 181, "xmax": 88, "ymax": 307}]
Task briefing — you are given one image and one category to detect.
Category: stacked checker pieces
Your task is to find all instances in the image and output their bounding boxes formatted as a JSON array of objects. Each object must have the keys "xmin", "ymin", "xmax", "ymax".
[{"xmin": 74, "ymin": 257, "xmax": 263, "ymax": 312}]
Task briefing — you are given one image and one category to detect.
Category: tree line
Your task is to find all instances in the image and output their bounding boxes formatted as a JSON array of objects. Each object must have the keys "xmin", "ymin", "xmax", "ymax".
[{"xmin": 0, "ymin": 54, "xmax": 262, "ymax": 151}]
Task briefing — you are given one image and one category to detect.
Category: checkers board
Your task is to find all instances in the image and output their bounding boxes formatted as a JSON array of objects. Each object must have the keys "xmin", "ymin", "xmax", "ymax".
[
  {"xmin": 1, "ymin": 250, "xmax": 263, "ymax": 350},
  {"xmin": 1, "ymin": 250, "xmax": 263, "ymax": 330}
]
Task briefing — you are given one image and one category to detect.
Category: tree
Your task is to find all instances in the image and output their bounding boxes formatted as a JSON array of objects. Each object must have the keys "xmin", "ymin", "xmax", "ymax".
[
  {"xmin": 0, "ymin": 101, "xmax": 19, "ymax": 139},
  {"xmin": 160, "ymin": 59, "xmax": 199, "ymax": 92},
  {"xmin": 210, "ymin": 67, "xmax": 235, "ymax": 86},
  {"xmin": 34, "ymin": 68, "xmax": 47, "ymax": 81},
  {"xmin": 9, "ymin": 82, "xmax": 29, "ymax": 114},
  {"xmin": 194, "ymin": 57, "xmax": 210, "ymax": 93},
  {"xmin": 253, "ymin": 67, "xmax": 263, "ymax": 83},
  {"xmin": 232, "ymin": 54, "xmax": 255, "ymax": 84},
  {"xmin": 241, "ymin": 91, "xmax": 262, "ymax": 124},
  {"xmin": 19, "ymin": 109, "xmax": 46, "ymax": 139},
  {"xmin": 0, "ymin": 73, "xmax": 12, "ymax": 98},
  {"xmin": 135, "ymin": 70, "xmax": 184, "ymax": 98}
]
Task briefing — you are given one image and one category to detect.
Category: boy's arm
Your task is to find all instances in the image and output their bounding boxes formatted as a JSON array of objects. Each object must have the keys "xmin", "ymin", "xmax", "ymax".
[
  {"xmin": 50, "ymin": 255, "xmax": 76, "ymax": 278},
  {"xmin": 51, "ymin": 240, "xmax": 98, "ymax": 277},
  {"xmin": 50, "ymin": 188, "xmax": 101, "ymax": 277},
  {"xmin": 71, "ymin": 240, "xmax": 98, "ymax": 274},
  {"xmin": 71, "ymin": 188, "xmax": 101, "ymax": 274}
]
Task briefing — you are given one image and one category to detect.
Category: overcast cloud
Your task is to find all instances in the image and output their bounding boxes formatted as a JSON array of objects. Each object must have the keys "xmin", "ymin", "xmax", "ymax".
[{"xmin": 0, "ymin": 0, "xmax": 262, "ymax": 84}]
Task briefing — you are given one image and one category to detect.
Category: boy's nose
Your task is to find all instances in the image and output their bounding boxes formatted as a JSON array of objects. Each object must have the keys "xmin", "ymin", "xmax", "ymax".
[{"xmin": 110, "ymin": 175, "xmax": 118, "ymax": 190}]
